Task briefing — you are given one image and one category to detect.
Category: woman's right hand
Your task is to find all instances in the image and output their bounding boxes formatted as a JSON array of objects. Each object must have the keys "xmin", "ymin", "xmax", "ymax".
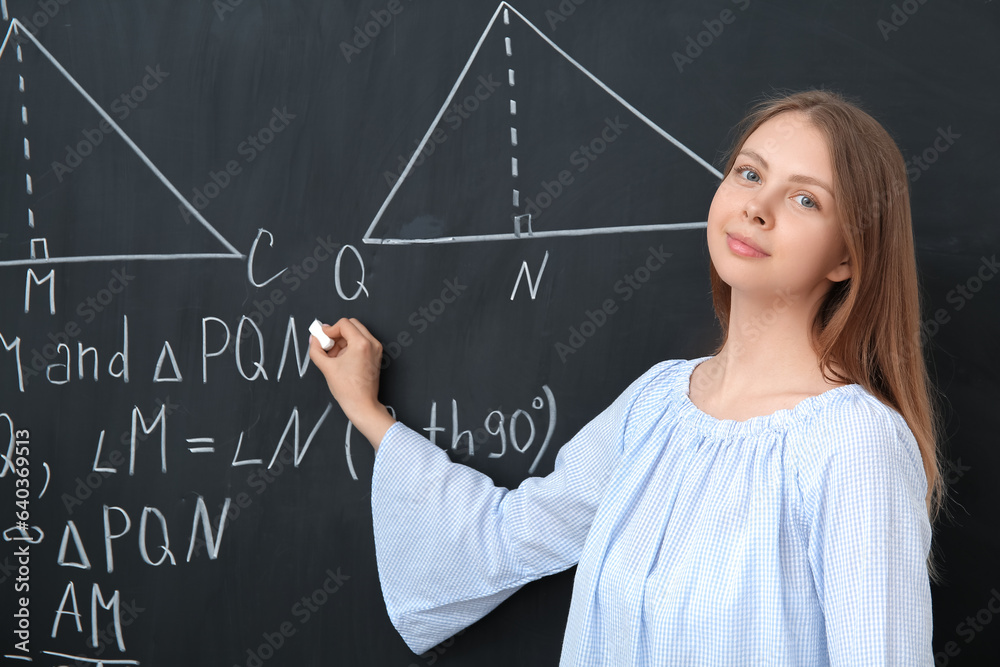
[{"xmin": 309, "ymin": 318, "xmax": 395, "ymax": 449}]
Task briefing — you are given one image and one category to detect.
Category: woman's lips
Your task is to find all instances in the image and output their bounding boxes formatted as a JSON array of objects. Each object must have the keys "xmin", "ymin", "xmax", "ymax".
[{"xmin": 726, "ymin": 233, "xmax": 769, "ymax": 258}]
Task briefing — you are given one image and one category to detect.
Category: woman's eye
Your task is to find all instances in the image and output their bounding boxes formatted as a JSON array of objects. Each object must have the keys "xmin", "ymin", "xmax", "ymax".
[
  {"xmin": 736, "ymin": 167, "xmax": 760, "ymax": 183},
  {"xmin": 795, "ymin": 194, "xmax": 818, "ymax": 209}
]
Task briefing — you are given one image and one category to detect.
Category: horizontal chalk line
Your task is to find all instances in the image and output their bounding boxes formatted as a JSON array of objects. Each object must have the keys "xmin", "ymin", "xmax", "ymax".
[
  {"xmin": 0, "ymin": 253, "xmax": 244, "ymax": 267},
  {"xmin": 42, "ymin": 651, "xmax": 139, "ymax": 665},
  {"xmin": 365, "ymin": 221, "xmax": 708, "ymax": 245}
]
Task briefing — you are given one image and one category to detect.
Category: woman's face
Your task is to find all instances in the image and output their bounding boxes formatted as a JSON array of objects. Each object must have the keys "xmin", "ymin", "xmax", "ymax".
[{"xmin": 706, "ymin": 111, "xmax": 851, "ymax": 301}]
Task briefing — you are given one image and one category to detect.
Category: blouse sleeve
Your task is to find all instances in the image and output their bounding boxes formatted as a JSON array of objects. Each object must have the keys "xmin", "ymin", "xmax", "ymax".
[
  {"xmin": 794, "ymin": 394, "xmax": 933, "ymax": 666},
  {"xmin": 370, "ymin": 362, "xmax": 675, "ymax": 654}
]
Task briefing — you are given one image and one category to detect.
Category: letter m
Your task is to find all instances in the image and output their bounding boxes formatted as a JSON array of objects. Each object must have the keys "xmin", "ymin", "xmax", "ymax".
[
  {"xmin": 25, "ymin": 268, "xmax": 56, "ymax": 314},
  {"xmin": 129, "ymin": 404, "xmax": 167, "ymax": 475},
  {"xmin": 91, "ymin": 583, "xmax": 125, "ymax": 651},
  {"xmin": 0, "ymin": 332, "xmax": 24, "ymax": 393}
]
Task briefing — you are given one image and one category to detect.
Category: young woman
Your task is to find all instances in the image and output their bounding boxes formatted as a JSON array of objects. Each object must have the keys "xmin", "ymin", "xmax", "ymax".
[{"xmin": 310, "ymin": 90, "xmax": 941, "ymax": 666}]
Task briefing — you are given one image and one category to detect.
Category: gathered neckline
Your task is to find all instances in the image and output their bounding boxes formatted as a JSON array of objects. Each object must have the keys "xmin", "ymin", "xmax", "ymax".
[{"xmin": 675, "ymin": 356, "xmax": 862, "ymax": 437}]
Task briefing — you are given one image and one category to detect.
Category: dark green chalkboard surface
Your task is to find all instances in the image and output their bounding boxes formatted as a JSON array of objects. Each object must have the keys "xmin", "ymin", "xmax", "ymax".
[{"xmin": 1, "ymin": 1, "xmax": 997, "ymax": 664}]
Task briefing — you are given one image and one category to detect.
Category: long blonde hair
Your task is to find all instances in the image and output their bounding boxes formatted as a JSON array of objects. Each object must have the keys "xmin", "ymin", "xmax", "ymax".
[{"xmin": 709, "ymin": 90, "xmax": 943, "ymax": 522}]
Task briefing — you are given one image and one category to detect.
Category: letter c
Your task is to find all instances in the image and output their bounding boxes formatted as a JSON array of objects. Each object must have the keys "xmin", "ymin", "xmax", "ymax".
[{"xmin": 247, "ymin": 228, "xmax": 287, "ymax": 287}]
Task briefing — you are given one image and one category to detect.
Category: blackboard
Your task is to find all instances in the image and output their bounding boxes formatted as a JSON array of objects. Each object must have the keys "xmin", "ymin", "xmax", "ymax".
[{"xmin": 1, "ymin": 1, "xmax": 997, "ymax": 665}]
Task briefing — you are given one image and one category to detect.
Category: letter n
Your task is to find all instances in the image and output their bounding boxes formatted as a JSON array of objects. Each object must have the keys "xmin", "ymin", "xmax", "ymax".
[
  {"xmin": 509, "ymin": 251, "xmax": 550, "ymax": 301},
  {"xmin": 266, "ymin": 404, "xmax": 333, "ymax": 468},
  {"xmin": 187, "ymin": 495, "xmax": 232, "ymax": 561}
]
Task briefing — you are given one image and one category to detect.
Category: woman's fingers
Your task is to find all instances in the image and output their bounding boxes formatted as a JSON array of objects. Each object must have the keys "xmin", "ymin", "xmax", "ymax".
[
  {"xmin": 325, "ymin": 318, "xmax": 363, "ymax": 345},
  {"xmin": 308, "ymin": 334, "xmax": 336, "ymax": 374},
  {"xmin": 349, "ymin": 318, "xmax": 379, "ymax": 345},
  {"xmin": 309, "ymin": 317, "xmax": 392, "ymax": 445},
  {"xmin": 311, "ymin": 318, "xmax": 383, "ymax": 375}
]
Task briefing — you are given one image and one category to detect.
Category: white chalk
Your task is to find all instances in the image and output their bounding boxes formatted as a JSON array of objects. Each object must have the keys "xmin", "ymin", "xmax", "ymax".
[{"xmin": 310, "ymin": 319, "xmax": 334, "ymax": 351}]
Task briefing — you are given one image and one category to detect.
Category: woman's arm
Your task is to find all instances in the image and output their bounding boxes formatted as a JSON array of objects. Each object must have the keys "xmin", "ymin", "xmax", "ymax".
[
  {"xmin": 796, "ymin": 397, "xmax": 933, "ymax": 666},
  {"xmin": 309, "ymin": 320, "xmax": 677, "ymax": 653},
  {"xmin": 308, "ymin": 318, "xmax": 395, "ymax": 449},
  {"xmin": 368, "ymin": 365, "xmax": 667, "ymax": 653}
]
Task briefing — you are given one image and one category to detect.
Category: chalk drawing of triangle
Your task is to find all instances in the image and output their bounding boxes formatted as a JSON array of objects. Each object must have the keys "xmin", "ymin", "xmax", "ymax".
[
  {"xmin": 363, "ymin": 1, "xmax": 723, "ymax": 246},
  {"xmin": 0, "ymin": 18, "xmax": 244, "ymax": 266}
]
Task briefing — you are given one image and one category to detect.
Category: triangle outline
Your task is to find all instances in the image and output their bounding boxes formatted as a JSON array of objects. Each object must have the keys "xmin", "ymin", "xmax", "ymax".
[
  {"xmin": 0, "ymin": 19, "xmax": 245, "ymax": 266},
  {"xmin": 362, "ymin": 1, "xmax": 722, "ymax": 246},
  {"xmin": 153, "ymin": 340, "xmax": 183, "ymax": 383}
]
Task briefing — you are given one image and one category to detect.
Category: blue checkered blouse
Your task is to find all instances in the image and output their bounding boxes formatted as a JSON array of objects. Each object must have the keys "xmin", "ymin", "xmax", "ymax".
[{"xmin": 371, "ymin": 357, "xmax": 933, "ymax": 665}]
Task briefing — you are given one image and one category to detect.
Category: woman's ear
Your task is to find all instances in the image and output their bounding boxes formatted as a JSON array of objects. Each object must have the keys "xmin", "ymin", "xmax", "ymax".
[{"xmin": 827, "ymin": 254, "xmax": 852, "ymax": 283}]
